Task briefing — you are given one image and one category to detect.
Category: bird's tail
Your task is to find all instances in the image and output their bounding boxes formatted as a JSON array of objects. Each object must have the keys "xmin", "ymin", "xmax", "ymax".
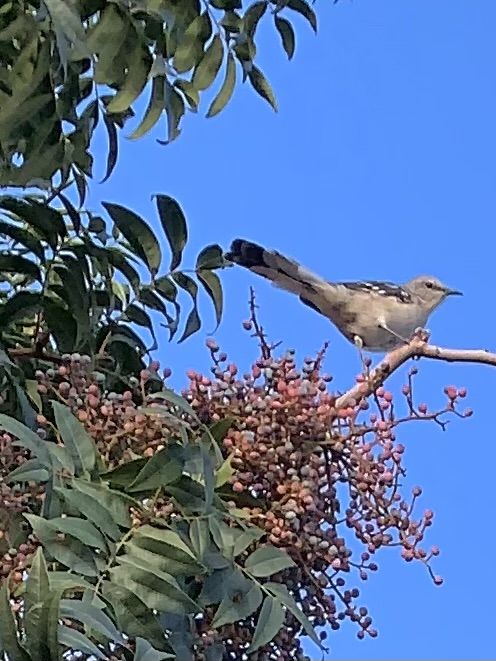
[{"xmin": 225, "ymin": 239, "xmax": 325, "ymax": 297}]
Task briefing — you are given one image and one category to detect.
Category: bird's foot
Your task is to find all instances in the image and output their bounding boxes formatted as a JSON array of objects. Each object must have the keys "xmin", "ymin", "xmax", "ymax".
[{"xmin": 412, "ymin": 327, "xmax": 431, "ymax": 343}]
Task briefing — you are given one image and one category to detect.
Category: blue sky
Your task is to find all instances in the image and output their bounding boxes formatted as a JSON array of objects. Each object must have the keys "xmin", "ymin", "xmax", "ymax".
[{"xmin": 88, "ymin": 1, "xmax": 496, "ymax": 658}]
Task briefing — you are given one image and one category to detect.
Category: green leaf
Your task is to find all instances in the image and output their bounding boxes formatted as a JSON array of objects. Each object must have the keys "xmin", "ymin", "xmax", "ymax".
[
  {"xmin": 215, "ymin": 454, "xmax": 234, "ymax": 488},
  {"xmin": 102, "ymin": 202, "xmax": 161, "ymax": 275},
  {"xmin": 0, "ymin": 197, "xmax": 66, "ymax": 249},
  {"xmin": 57, "ymin": 192, "xmax": 81, "ymax": 234},
  {"xmin": 25, "ymin": 379, "xmax": 42, "ymax": 413},
  {"xmin": 101, "ymin": 113, "xmax": 118, "ymax": 183},
  {"xmin": 7, "ymin": 458, "xmax": 49, "ymax": 484},
  {"xmin": 154, "ymin": 275, "xmax": 178, "ymax": 301},
  {"xmin": 211, "ymin": 582, "xmax": 262, "ymax": 628},
  {"xmin": 107, "ymin": 247, "xmax": 141, "ymax": 292},
  {"xmin": 100, "ymin": 458, "xmax": 147, "ymax": 488},
  {"xmin": 0, "ymin": 413, "xmax": 51, "ymax": 467},
  {"xmin": 189, "ymin": 518, "xmax": 210, "ymax": 560},
  {"xmin": 154, "ymin": 195, "xmax": 188, "ymax": 271},
  {"xmin": 101, "ymin": 583, "xmax": 168, "ymax": 652},
  {"xmin": 248, "ymin": 65, "xmax": 277, "ymax": 111},
  {"xmin": 209, "ymin": 517, "xmax": 242, "ymax": 557},
  {"xmin": 265, "ymin": 582, "xmax": 322, "ymax": 647},
  {"xmin": 198, "ymin": 269, "xmax": 223, "ymax": 329},
  {"xmin": 24, "ymin": 514, "xmax": 100, "ymax": 576},
  {"xmin": 275, "ymin": 16, "xmax": 296, "ymax": 59},
  {"xmin": 110, "ymin": 559, "xmax": 198, "ymax": 614},
  {"xmin": 193, "ymin": 35, "xmax": 224, "ymax": 90},
  {"xmin": 232, "ymin": 526, "xmax": 265, "ymax": 557},
  {"xmin": 122, "ymin": 303, "xmax": 148, "ymax": 330},
  {"xmin": 134, "ymin": 637, "xmax": 174, "ymax": 661},
  {"xmin": 46, "ymin": 516, "xmax": 108, "ymax": 551},
  {"xmin": 207, "ymin": 52, "xmax": 236, "ymax": 117},
  {"xmin": 124, "ymin": 538, "xmax": 202, "ymax": 578},
  {"xmin": 52, "ymin": 402, "xmax": 97, "ymax": 475},
  {"xmin": 107, "ymin": 39, "xmax": 151, "ymax": 113},
  {"xmin": 60, "ymin": 599, "xmax": 123, "ymax": 644},
  {"xmin": 127, "ymin": 444, "xmax": 184, "ymax": 493},
  {"xmin": 173, "ymin": 14, "xmax": 209, "ymax": 73},
  {"xmin": 46, "ymin": 588, "xmax": 63, "ymax": 661},
  {"xmin": 172, "ymin": 272, "xmax": 201, "ymax": 342},
  {"xmin": 243, "ymin": 1, "xmax": 268, "ymax": 38},
  {"xmin": 195, "ymin": 244, "xmax": 225, "ymax": 269},
  {"xmin": 129, "ymin": 75, "xmax": 165, "ymax": 139},
  {"xmin": 150, "ymin": 389, "xmax": 201, "ymax": 423},
  {"xmin": 211, "ymin": 0, "xmax": 242, "ymax": 8},
  {"xmin": 0, "ymin": 221, "xmax": 45, "ymax": 261},
  {"xmin": 244, "ymin": 545, "xmax": 295, "ymax": 577},
  {"xmin": 58, "ymin": 624, "xmax": 108, "ymax": 660},
  {"xmin": 248, "ymin": 595, "xmax": 285, "ymax": 653},
  {"xmin": 174, "ymin": 79, "xmax": 200, "ymax": 111},
  {"xmin": 179, "ymin": 305, "xmax": 201, "ymax": 343},
  {"xmin": 163, "ymin": 81, "xmax": 185, "ymax": 144},
  {"xmin": 0, "ymin": 291, "xmax": 42, "ymax": 328},
  {"xmin": 69, "ymin": 479, "xmax": 134, "ymax": 528},
  {"xmin": 285, "ymin": 0, "xmax": 317, "ymax": 32},
  {"xmin": 133, "ymin": 525, "xmax": 196, "ymax": 560},
  {"xmin": 44, "ymin": 0, "xmax": 88, "ymax": 61},
  {"xmin": 0, "ymin": 581, "xmax": 32, "ymax": 661},
  {"xmin": 56, "ymin": 486, "xmax": 121, "ymax": 541},
  {"xmin": 48, "ymin": 573, "xmax": 94, "ymax": 592},
  {"xmin": 24, "ymin": 548, "xmax": 50, "ymax": 660}
]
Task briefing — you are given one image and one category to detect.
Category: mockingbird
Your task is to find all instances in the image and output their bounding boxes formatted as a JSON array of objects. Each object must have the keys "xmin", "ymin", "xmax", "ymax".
[{"xmin": 226, "ymin": 239, "xmax": 462, "ymax": 352}]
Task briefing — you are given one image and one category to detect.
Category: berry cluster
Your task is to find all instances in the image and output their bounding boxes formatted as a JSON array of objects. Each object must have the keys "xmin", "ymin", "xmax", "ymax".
[{"xmin": 0, "ymin": 323, "xmax": 471, "ymax": 659}]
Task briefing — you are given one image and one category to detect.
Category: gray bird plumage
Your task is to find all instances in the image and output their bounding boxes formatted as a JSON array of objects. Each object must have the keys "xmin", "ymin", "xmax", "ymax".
[{"xmin": 225, "ymin": 239, "xmax": 462, "ymax": 352}]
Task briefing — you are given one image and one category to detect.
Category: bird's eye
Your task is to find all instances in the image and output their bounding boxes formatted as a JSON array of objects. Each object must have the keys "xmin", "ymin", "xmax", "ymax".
[{"xmin": 425, "ymin": 281, "xmax": 434, "ymax": 289}]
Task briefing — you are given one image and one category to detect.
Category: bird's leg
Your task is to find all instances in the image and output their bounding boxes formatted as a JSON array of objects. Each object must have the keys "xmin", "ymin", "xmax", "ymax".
[
  {"xmin": 353, "ymin": 335, "xmax": 370, "ymax": 374},
  {"xmin": 377, "ymin": 320, "xmax": 410, "ymax": 345}
]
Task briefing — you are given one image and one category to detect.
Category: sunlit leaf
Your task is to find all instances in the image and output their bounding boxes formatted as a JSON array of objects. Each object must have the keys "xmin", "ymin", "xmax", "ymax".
[
  {"xmin": 248, "ymin": 66, "xmax": 277, "ymax": 111},
  {"xmin": 52, "ymin": 402, "xmax": 97, "ymax": 475},
  {"xmin": 127, "ymin": 444, "xmax": 184, "ymax": 493},
  {"xmin": 207, "ymin": 52, "xmax": 236, "ymax": 117},
  {"xmin": 193, "ymin": 35, "xmax": 224, "ymax": 90},
  {"xmin": 129, "ymin": 75, "xmax": 165, "ymax": 139},
  {"xmin": 244, "ymin": 545, "xmax": 295, "ymax": 577}
]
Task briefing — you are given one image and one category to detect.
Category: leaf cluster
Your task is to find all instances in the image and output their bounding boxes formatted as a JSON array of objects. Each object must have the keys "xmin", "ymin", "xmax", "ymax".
[
  {"xmin": 0, "ymin": 0, "xmax": 321, "ymax": 189},
  {"xmin": 0, "ymin": 192, "xmax": 227, "ymax": 417},
  {"xmin": 0, "ymin": 392, "xmax": 318, "ymax": 661}
]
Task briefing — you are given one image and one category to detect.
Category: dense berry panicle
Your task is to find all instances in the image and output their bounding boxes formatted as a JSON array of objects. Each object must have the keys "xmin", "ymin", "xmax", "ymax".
[{"xmin": 0, "ymin": 336, "xmax": 470, "ymax": 658}]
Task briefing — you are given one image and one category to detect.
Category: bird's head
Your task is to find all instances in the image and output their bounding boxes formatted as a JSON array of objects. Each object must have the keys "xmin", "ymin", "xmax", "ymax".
[{"xmin": 405, "ymin": 275, "xmax": 462, "ymax": 312}]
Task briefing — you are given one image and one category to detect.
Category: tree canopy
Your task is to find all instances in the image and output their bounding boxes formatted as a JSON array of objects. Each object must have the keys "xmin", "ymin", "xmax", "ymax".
[{"xmin": 0, "ymin": 2, "xmax": 487, "ymax": 661}]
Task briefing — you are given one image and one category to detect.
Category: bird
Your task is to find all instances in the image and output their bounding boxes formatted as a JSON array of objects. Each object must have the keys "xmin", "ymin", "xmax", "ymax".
[{"xmin": 225, "ymin": 239, "xmax": 462, "ymax": 352}]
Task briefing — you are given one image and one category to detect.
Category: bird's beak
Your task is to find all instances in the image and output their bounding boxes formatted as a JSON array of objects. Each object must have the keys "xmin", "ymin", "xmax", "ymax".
[{"xmin": 445, "ymin": 287, "xmax": 463, "ymax": 296}]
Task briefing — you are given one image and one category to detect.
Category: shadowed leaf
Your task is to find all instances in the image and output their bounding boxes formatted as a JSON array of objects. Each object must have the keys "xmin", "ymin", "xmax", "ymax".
[
  {"xmin": 103, "ymin": 202, "xmax": 161, "ymax": 275},
  {"xmin": 155, "ymin": 195, "xmax": 188, "ymax": 271}
]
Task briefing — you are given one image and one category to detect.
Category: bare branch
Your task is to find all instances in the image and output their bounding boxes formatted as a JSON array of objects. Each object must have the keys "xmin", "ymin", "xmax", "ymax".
[{"xmin": 336, "ymin": 340, "xmax": 496, "ymax": 409}]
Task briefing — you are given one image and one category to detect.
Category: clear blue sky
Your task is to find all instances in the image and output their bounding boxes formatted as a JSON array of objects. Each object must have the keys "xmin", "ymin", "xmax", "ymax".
[{"xmin": 88, "ymin": 1, "xmax": 496, "ymax": 658}]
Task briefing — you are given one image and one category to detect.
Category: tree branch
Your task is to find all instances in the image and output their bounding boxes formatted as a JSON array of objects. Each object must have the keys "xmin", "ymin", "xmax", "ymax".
[{"xmin": 335, "ymin": 340, "xmax": 496, "ymax": 409}]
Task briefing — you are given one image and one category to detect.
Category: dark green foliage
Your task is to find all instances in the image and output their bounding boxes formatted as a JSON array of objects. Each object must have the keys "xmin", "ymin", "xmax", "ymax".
[
  {"xmin": 0, "ymin": 402, "xmax": 317, "ymax": 660},
  {"xmin": 0, "ymin": 0, "xmax": 323, "ymax": 190},
  {"xmin": 0, "ymin": 193, "xmax": 227, "ymax": 402}
]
